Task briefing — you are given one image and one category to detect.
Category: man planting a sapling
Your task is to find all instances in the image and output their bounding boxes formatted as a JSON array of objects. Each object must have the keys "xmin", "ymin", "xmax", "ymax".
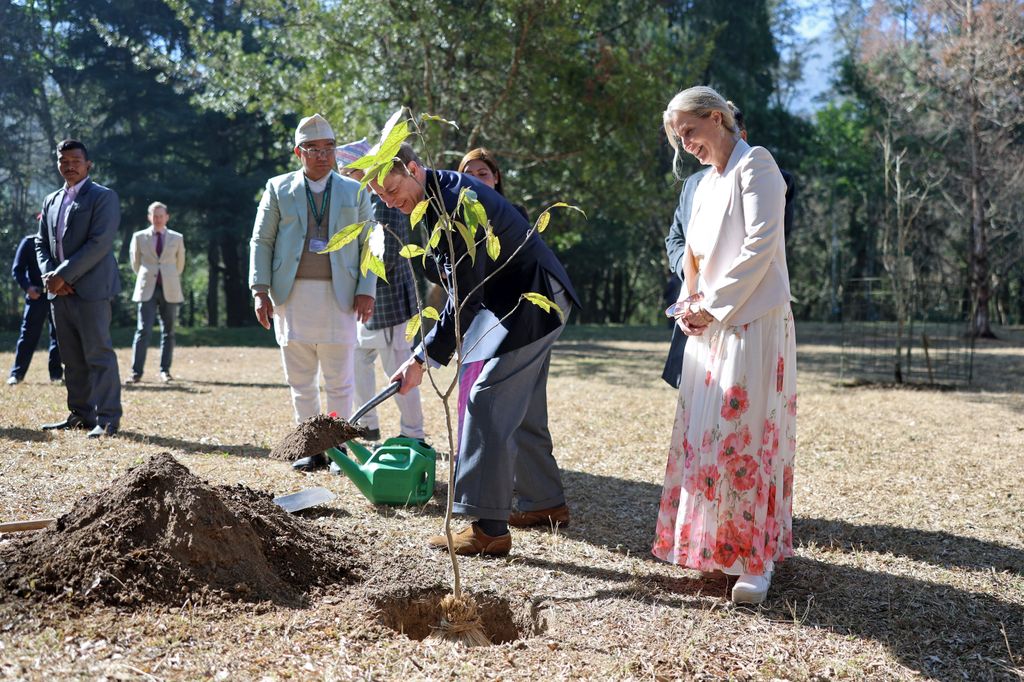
[{"xmin": 368, "ymin": 142, "xmax": 579, "ymax": 557}]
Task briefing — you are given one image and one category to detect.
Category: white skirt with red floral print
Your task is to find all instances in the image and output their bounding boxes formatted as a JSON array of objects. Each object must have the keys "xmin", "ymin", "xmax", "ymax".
[{"xmin": 652, "ymin": 303, "xmax": 797, "ymax": 576}]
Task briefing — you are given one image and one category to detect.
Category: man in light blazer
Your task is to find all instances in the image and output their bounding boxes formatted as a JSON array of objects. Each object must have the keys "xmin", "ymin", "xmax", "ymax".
[
  {"xmin": 126, "ymin": 201, "xmax": 186, "ymax": 383},
  {"xmin": 378, "ymin": 143, "xmax": 580, "ymax": 556},
  {"xmin": 35, "ymin": 139, "xmax": 122, "ymax": 438},
  {"xmin": 249, "ymin": 114, "xmax": 376, "ymax": 471}
]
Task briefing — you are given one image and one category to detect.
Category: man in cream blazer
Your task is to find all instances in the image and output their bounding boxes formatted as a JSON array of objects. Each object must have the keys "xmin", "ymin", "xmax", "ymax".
[
  {"xmin": 127, "ymin": 201, "xmax": 185, "ymax": 383},
  {"xmin": 249, "ymin": 114, "xmax": 376, "ymax": 471}
]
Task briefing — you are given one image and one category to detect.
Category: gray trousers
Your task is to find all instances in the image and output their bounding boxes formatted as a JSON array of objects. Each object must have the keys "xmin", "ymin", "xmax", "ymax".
[
  {"xmin": 131, "ymin": 283, "xmax": 178, "ymax": 376},
  {"xmin": 51, "ymin": 296, "xmax": 122, "ymax": 427},
  {"xmin": 452, "ymin": 289, "xmax": 571, "ymax": 521}
]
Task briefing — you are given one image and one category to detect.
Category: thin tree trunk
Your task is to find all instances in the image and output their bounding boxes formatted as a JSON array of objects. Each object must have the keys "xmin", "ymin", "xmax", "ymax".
[
  {"xmin": 966, "ymin": 0, "xmax": 995, "ymax": 338},
  {"xmin": 206, "ymin": 238, "xmax": 219, "ymax": 327},
  {"xmin": 220, "ymin": 230, "xmax": 247, "ymax": 326}
]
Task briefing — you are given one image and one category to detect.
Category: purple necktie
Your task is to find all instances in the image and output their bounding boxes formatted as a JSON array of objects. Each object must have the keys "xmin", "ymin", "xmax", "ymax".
[{"xmin": 155, "ymin": 231, "xmax": 164, "ymax": 286}]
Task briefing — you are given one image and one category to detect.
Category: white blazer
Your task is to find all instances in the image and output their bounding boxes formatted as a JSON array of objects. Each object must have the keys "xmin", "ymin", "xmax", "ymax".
[
  {"xmin": 687, "ymin": 139, "xmax": 791, "ymax": 326},
  {"xmin": 130, "ymin": 227, "xmax": 186, "ymax": 303}
]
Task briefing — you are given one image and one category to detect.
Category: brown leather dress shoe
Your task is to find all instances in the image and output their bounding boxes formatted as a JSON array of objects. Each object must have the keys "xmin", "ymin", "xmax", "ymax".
[
  {"xmin": 508, "ymin": 504, "xmax": 571, "ymax": 528},
  {"xmin": 428, "ymin": 523, "xmax": 511, "ymax": 556}
]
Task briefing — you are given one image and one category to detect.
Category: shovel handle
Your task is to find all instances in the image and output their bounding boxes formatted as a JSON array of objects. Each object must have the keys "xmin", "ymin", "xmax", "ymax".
[
  {"xmin": 349, "ymin": 380, "xmax": 402, "ymax": 425},
  {"xmin": 0, "ymin": 518, "xmax": 56, "ymax": 533}
]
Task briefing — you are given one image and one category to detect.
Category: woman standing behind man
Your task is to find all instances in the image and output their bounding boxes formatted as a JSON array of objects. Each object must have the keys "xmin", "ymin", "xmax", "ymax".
[
  {"xmin": 653, "ymin": 86, "xmax": 796, "ymax": 604},
  {"xmin": 451, "ymin": 149, "xmax": 530, "ymax": 443}
]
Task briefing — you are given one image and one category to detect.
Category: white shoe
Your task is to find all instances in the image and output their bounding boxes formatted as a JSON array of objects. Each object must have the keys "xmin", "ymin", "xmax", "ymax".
[{"xmin": 731, "ymin": 571, "xmax": 771, "ymax": 604}]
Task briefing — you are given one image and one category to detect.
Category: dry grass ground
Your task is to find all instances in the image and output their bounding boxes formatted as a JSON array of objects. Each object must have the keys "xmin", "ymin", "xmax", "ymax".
[{"xmin": 0, "ymin": 323, "xmax": 1021, "ymax": 681}]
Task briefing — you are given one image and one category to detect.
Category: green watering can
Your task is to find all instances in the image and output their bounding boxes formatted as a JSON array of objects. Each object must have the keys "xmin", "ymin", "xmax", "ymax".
[{"xmin": 325, "ymin": 381, "xmax": 437, "ymax": 506}]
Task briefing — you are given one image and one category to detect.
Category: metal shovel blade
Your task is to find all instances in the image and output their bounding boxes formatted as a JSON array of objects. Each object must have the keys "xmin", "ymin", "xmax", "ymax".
[{"xmin": 273, "ymin": 487, "xmax": 336, "ymax": 513}]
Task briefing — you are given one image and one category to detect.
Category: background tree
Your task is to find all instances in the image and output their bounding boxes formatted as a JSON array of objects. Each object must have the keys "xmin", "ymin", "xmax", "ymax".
[
  {"xmin": 143, "ymin": 0, "xmax": 810, "ymax": 323},
  {"xmin": 851, "ymin": 0, "xmax": 1024, "ymax": 337},
  {"xmin": 0, "ymin": 0, "xmax": 281, "ymax": 329},
  {"xmin": 5, "ymin": 0, "xmax": 1019, "ymax": 334}
]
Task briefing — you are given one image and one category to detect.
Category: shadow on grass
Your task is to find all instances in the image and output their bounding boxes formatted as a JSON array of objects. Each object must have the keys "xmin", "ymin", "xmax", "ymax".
[
  {"xmin": 549, "ymin": 469, "xmax": 1022, "ymax": 678},
  {"xmin": 559, "ymin": 469, "xmax": 660, "ymax": 557},
  {"xmin": 513, "ymin": 554, "xmax": 726, "ymax": 607},
  {"xmin": 187, "ymin": 379, "xmax": 285, "ymax": 390},
  {"xmin": 763, "ymin": 556, "xmax": 1022, "ymax": 680},
  {"xmin": 515, "ymin": 546, "xmax": 1020, "ymax": 678},
  {"xmin": 562, "ymin": 469, "xmax": 1024, "ymax": 573},
  {"xmin": 121, "ymin": 383, "xmax": 202, "ymax": 394},
  {"xmin": 550, "ymin": 342, "xmax": 667, "ymax": 389},
  {"xmin": 794, "ymin": 517, "xmax": 1024, "ymax": 574},
  {"xmin": 116, "ymin": 430, "xmax": 271, "ymax": 459},
  {"xmin": 0, "ymin": 427, "xmax": 52, "ymax": 443}
]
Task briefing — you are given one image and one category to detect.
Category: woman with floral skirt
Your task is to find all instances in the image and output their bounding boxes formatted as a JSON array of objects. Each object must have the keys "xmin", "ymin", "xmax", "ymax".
[{"xmin": 653, "ymin": 85, "xmax": 797, "ymax": 604}]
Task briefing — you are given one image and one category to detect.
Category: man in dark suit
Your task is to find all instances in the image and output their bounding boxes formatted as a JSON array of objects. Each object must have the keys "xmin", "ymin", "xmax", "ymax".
[
  {"xmin": 35, "ymin": 139, "xmax": 122, "ymax": 437},
  {"xmin": 370, "ymin": 143, "xmax": 579, "ymax": 557},
  {"xmin": 8, "ymin": 232, "xmax": 63, "ymax": 385}
]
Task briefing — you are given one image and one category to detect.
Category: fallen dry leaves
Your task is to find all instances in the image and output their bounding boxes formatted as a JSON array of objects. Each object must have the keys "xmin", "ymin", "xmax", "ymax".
[{"xmin": 0, "ymin": 323, "xmax": 1021, "ymax": 681}]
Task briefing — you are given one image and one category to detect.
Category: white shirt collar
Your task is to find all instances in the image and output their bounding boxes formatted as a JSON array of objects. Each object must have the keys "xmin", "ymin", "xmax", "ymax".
[{"xmin": 305, "ymin": 172, "xmax": 331, "ymax": 193}]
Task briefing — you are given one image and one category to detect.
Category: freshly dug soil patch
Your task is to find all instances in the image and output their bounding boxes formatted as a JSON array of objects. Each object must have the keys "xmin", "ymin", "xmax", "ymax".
[
  {"xmin": 373, "ymin": 586, "xmax": 548, "ymax": 644},
  {"xmin": 0, "ymin": 453, "xmax": 360, "ymax": 607},
  {"xmin": 269, "ymin": 414, "xmax": 366, "ymax": 461}
]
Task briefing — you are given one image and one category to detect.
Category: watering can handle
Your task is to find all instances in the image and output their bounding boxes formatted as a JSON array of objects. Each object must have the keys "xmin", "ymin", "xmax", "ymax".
[{"xmin": 349, "ymin": 380, "xmax": 402, "ymax": 425}]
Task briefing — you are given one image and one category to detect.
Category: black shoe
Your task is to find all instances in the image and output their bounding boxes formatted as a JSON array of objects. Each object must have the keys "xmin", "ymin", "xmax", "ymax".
[
  {"xmin": 41, "ymin": 414, "xmax": 94, "ymax": 431},
  {"xmin": 399, "ymin": 434, "xmax": 432, "ymax": 450},
  {"xmin": 292, "ymin": 452, "xmax": 330, "ymax": 472},
  {"xmin": 87, "ymin": 423, "xmax": 118, "ymax": 438}
]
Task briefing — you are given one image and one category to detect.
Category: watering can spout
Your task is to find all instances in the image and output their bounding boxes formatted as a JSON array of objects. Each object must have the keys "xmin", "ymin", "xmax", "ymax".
[{"xmin": 325, "ymin": 447, "xmax": 376, "ymax": 499}]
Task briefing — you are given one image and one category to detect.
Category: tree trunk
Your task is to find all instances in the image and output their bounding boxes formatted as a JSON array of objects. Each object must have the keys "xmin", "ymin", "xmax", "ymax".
[
  {"xmin": 206, "ymin": 238, "xmax": 219, "ymax": 326},
  {"xmin": 966, "ymin": 0, "xmax": 995, "ymax": 338},
  {"xmin": 611, "ymin": 267, "xmax": 624, "ymax": 324},
  {"xmin": 220, "ymin": 229, "xmax": 248, "ymax": 326}
]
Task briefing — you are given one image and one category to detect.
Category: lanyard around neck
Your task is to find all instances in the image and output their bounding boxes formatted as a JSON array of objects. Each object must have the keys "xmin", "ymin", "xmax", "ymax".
[{"xmin": 304, "ymin": 175, "xmax": 333, "ymax": 231}]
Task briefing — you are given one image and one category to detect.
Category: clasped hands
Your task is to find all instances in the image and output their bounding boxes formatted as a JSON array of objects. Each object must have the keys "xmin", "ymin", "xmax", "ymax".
[
  {"xmin": 42, "ymin": 273, "xmax": 74, "ymax": 296},
  {"xmin": 678, "ymin": 306, "xmax": 714, "ymax": 336},
  {"xmin": 669, "ymin": 294, "xmax": 714, "ymax": 336}
]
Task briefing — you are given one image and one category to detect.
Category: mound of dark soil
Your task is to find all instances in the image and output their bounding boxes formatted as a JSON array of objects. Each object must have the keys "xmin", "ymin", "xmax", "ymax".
[
  {"xmin": 0, "ymin": 453, "xmax": 360, "ymax": 607},
  {"xmin": 269, "ymin": 415, "xmax": 366, "ymax": 461}
]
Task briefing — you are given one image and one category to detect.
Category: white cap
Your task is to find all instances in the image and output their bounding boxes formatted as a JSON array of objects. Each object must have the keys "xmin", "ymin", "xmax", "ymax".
[{"xmin": 294, "ymin": 113, "xmax": 335, "ymax": 147}]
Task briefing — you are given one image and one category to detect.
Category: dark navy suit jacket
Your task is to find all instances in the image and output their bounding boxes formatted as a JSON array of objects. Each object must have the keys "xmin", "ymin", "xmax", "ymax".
[
  {"xmin": 35, "ymin": 179, "xmax": 122, "ymax": 301},
  {"xmin": 12, "ymin": 235, "xmax": 44, "ymax": 293},
  {"xmin": 420, "ymin": 170, "xmax": 579, "ymax": 365}
]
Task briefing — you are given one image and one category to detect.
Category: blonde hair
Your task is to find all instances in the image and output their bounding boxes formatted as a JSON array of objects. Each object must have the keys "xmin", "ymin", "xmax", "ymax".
[
  {"xmin": 147, "ymin": 201, "xmax": 168, "ymax": 215},
  {"xmin": 663, "ymin": 86, "xmax": 739, "ymax": 177}
]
